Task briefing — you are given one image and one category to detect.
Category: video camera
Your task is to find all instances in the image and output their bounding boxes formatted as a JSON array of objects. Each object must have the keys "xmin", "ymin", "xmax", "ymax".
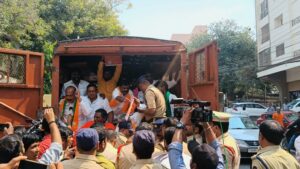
[{"xmin": 170, "ymin": 98, "xmax": 213, "ymax": 123}]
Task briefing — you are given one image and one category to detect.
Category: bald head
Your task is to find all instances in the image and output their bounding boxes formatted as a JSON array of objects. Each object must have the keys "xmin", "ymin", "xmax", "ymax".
[{"xmin": 65, "ymin": 86, "xmax": 76, "ymax": 102}]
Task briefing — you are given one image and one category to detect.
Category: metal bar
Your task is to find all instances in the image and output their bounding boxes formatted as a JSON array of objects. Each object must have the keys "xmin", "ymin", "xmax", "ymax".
[
  {"xmin": 0, "ymin": 102, "xmax": 33, "ymax": 120},
  {"xmin": 0, "ymin": 48, "xmax": 43, "ymax": 56},
  {"xmin": 6, "ymin": 56, "xmax": 10, "ymax": 83},
  {"xmin": 55, "ymin": 51, "xmax": 181, "ymax": 56},
  {"xmin": 39, "ymin": 53, "xmax": 45, "ymax": 108},
  {"xmin": 63, "ymin": 44, "xmax": 177, "ymax": 48},
  {"xmin": 25, "ymin": 53, "xmax": 29, "ymax": 84}
]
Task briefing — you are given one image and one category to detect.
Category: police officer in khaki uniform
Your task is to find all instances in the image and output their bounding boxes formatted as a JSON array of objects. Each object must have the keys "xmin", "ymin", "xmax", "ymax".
[
  {"xmin": 136, "ymin": 75, "xmax": 166, "ymax": 123},
  {"xmin": 115, "ymin": 121, "xmax": 132, "ymax": 148},
  {"xmin": 251, "ymin": 120, "xmax": 300, "ymax": 169},
  {"xmin": 211, "ymin": 111, "xmax": 240, "ymax": 169}
]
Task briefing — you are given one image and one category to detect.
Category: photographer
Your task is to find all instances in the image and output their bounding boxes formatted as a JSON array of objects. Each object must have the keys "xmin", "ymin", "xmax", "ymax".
[
  {"xmin": 0, "ymin": 108, "xmax": 63, "ymax": 167},
  {"xmin": 168, "ymin": 108, "xmax": 224, "ymax": 169}
]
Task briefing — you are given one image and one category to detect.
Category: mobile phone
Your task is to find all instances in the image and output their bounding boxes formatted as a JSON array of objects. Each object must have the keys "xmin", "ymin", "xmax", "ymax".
[
  {"xmin": 19, "ymin": 160, "xmax": 48, "ymax": 169},
  {"xmin": 0, "ymin": 123, "xmax": 9, "ymax": 132}
]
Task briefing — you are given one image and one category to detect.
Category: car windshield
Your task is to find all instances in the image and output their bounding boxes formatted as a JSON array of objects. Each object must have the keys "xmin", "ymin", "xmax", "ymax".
[
  {"xmin": 286, "ymin": 113, "xmax": 298, "ymax": 121},
  {"xmin": 229, "ymin": 116, "xmax": 258, "ymax": 129}
]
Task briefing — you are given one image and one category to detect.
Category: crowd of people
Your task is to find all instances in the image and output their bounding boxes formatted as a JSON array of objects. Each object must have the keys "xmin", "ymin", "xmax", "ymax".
[{"xmin": 1, "ymin": 60, "xmax": 300, "ymax": 169}]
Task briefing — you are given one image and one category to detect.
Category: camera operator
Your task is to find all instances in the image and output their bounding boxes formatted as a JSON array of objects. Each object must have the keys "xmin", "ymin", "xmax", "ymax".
[
  {"xmin": 168, "ymin": 108, "xmax": 224, "ymax": 169},
  {"xmin": 0, "ymin": 108, "xmax": 63, "ymax": 167}
]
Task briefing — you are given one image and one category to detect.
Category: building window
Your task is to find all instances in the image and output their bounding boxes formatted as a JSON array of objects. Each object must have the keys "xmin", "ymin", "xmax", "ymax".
[
  {"xmin": 261, "ymin": 0, "xmax": 268, "ymax": 19},
  {"xmin": 261, "ymin": 24, "xmax": 270, "ymax": 43},
  {"xmin": 276, "ymin": 43, "xmax": 285, "ymax": 57},
  {"xmin": 275, "ymin": 14, "xmax": 283, "ymax": 28},
  {"xmin": 292, "ymin": 16, "xmax": 300, "ymax": 26},
  {"xmin": 259, "ymin": 48, "xmax": 271, "ymax": 67},
  {"xmin": 294, "ymin": 49, "xmax": 300, "ymax": 57}
]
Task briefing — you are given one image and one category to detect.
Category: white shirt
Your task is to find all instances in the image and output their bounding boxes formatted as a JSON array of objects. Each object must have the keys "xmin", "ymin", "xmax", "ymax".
[
  {"xmin": 61, "ymin": 80, "xmax": 89, "ymax": 97},
  {"xmin": 79, "ymin": 95, "xmax": 112, "ymax": 127},
  {"xmin": 112, "ymin": 87, "xmax": 134, "ymax": 115},
  {"xmin": 153, "ymin": 152, "xmax": 191, "ymax": 169},
  {"xmin": 62, "ymin": 101, "xmax": 75, "ymax": 122},
  {"xmin": 112, "ymin": 87, "xmax": 133, "ymax": 99},
  {"xmin": 168, "ymin": 93, "xmax": 177, "ymax": 117},
  {"xmin": 295, "ymin": 135, "xmax": 300, "ymax": 162}
]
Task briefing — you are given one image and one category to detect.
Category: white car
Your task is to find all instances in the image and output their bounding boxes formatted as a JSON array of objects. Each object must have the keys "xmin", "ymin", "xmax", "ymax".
[
  {"xmin": 228, "ymin": 114, "xmax": 259, "ymax": 158},
  {"xmin": 226, "ymin": 102, "xmax": 267, "ymax": 116},
  {"xmin": 287, "ymin": 98, "xmax": 300, "ymax": 113}
]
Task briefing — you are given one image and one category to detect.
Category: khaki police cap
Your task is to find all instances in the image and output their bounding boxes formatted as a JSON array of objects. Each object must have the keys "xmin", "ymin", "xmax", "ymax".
[{"xmin": 212, "ymin": 111, "xmax": 231, "ymax": 122}]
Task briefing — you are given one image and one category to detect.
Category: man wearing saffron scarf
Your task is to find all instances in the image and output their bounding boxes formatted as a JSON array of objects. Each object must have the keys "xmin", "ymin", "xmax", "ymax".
[
  {"xmin": 59, "ymin": 86, "xmax": 86, "ymax": 130},
  {"xmin": 110, "ymin": 79, "xmax": 136, "ymax": 121}
]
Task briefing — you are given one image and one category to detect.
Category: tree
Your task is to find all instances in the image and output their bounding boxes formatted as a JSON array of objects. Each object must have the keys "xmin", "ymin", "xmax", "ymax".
[
  {"xmin": 0, "ymin": 0, "xmax": 128, "ymax": 93},
  {"xmin": 0, "ymin": 0, "xmax": 48, "ymax": 49},
  {"xmin": 187, "ymin": 20, "xmax": 266, "ymax": 100}
]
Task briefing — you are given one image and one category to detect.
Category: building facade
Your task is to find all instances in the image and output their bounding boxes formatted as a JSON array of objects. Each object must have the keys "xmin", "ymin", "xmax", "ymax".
[
  {"xmin": 256, "ymin": 0, "xmax": 300, "ymax": 101},
  {"xmin": 171, "ymin": 25, "xmax": 207, "ymax": 44}
]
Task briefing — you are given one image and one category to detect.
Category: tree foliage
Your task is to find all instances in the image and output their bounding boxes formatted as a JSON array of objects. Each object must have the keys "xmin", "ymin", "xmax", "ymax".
[
  {"xmin": 0, "ymin": 0, "xmax": 128, "ymax": 93},
  {"xmin": 187, "ymin": 20, "xmax": 267, "ymax": 100}
]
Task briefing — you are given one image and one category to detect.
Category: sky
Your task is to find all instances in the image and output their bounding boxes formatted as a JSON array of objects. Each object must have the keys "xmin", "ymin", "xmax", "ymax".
[{"xmin": 118, "ymin": 0, "xmax": 256, "ymax": 40}]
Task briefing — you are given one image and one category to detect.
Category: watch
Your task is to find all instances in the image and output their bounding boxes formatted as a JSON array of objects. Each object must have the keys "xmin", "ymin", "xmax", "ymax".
[{"xmin": 176, "ymin": 121, "xmax": 185, "ymax": 129}]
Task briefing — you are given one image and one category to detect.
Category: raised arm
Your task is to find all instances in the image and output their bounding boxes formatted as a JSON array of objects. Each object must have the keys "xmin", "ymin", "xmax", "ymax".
[
  {"xmin": 97, "ymin": 61, "xmax": 104, "ymax": 82},
  {"xmin": 168, "ymin": 109, "xmax": 193, "ymax": 169},
  {"xmin": 203, "ymin": 122, "xmax": 225, "ymax": 169},
  {"xmin": 44, "ymin": 108, "xmax": 62, "ymax": 145},
  {"xmin": 39, "ymin": 108, "xmax": 63, "ymax": 165},
  {"xmin": 112, "ymin": 64, "xmax": 122, "ymax": 82}
]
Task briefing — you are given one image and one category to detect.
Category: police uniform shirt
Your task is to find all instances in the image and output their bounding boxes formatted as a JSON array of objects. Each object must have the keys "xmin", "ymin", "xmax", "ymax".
[
  {"xmin": 62, "ymin": 154, "xmax": 104, "ymax": 169},
  {"xmin": 213, "ymin": 111, "xmax": 240, "ymax": 169},
  {"xmin": 144, "ymin": 85, "xmax": 166, "ymax": 118},
  {"xmin": 218, "ymin": 132, "xmax": 241, "ymax": 169},
  {"xmin": 115, "ymin": 132, "xmax": 128, "ymax": 149},
  {"xmin": 117, "ymin": 143, "xmax": 136, "ymax": 169},
  {"xmin": 129, "ymin": 159, "xmax": 163, "ymax": 169},
  {"xmin": 117, "ymin": 143, "xmax": 165, "ymax": 169},
  {"xmin": 251, "ymin": 145, "xmax": 300, "ymax": 169},
  {"xmin": 101, "ymin": 142, "xmax": 118, "ymax": 163}
]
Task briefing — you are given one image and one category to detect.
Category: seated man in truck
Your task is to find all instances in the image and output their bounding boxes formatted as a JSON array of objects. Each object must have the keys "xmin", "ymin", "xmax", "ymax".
[
  {"xmin": 110, "ymin": 79, "xmax": 136, "ymax": 121},
  {"xmin": 80, "ymin": 84, "xmax": 113, "ymax": 126},
  {"xmin": 61, "ymin": 71, "xmax": 89, "ymax": 98},
  {"xmin": 97, "ymin": 59, "xmax": 122, "ymax": 101},
  {"xmin": 59, "ymin": 86, "xmax": 86, "ymax": 130},
  {"xmin": 136, "ymin": 75, "xmax": 166, "ymax": 123}
]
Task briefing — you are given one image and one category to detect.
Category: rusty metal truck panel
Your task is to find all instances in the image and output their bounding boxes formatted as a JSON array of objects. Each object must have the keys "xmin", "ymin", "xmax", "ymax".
[
  {"xmin": 188, "ymin": 41, "xmax": 219, "ymax": 110},
  {"xmin": 0, "ymin": 48, "xmax": 44, "ymax": 125},
  {"xmin": 52, "ymin": 36, "xmax": 187, "ymax": 108},
  {"xmin": 53, "ymin": 36, "xmax": 219, "ymax": 110}
]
